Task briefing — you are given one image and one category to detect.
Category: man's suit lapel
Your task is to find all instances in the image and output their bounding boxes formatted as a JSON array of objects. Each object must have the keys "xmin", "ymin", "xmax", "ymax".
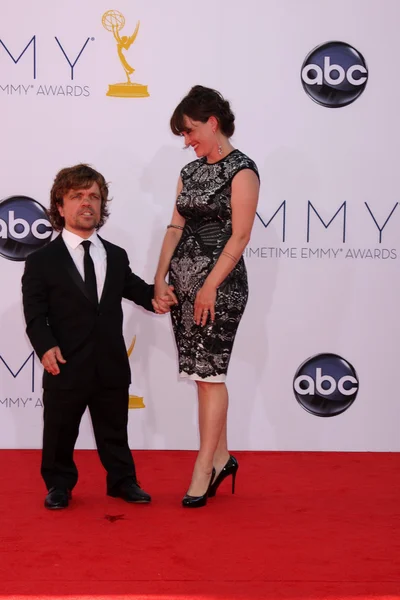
[
  {"xmin": 54, "ymin": 234, "xmax": 96, "ymax": 305},
  {"xmin": 99, "ymin": 237, "xmax": 116, "ymax": 305}
]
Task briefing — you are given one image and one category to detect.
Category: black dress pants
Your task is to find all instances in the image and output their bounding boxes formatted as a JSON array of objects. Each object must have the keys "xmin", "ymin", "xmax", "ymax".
[{"xmin": 41, "ymin": 384, "xmax": 136, "ymax": 492}]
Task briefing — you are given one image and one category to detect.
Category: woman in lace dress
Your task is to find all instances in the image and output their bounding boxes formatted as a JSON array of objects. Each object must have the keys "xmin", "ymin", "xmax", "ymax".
[{"xmin": 154, "ymin": 86, "xmax": 260, "ymax": 507}]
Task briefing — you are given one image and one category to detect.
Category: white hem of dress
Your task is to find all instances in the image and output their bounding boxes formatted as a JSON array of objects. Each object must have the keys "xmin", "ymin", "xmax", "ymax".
[{"xmin": 180, "ymin": 371, "xmax": 226, "ymax": 383}]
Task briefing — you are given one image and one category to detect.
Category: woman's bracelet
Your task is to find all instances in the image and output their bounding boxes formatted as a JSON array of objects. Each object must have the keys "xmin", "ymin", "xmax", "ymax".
[
  {"xmin": 222, "ymin": 251, "xmax": 238, "ymax": 263},
  {"xmin": 167, "ymin": 224, "xmax": 184, "ymax": 231}
]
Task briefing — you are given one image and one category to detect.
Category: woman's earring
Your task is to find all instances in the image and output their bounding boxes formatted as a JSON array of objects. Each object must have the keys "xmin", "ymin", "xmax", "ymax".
[{"xmin": 213, "ymin": 128, "xmax": 223, "ymax": 155}]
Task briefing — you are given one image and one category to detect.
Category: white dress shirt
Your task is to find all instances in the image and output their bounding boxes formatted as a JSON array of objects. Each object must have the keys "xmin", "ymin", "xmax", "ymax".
[{"xmin": 62, "ymin": 229, "xmax": 107, "ymax": 300}]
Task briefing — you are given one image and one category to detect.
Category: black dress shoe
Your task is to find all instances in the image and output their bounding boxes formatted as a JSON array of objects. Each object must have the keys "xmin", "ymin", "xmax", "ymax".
[
  {"xmin": 44, "ymin": 487, "xmax": 71, "ymax": 510},
  {"xmin": 182, "ymin": 468, "xmax": 215, "ymax": 508},
  {"xmin": 108, "ymin": 480, "xmax": 151, "ymax": 504},
  {"xmin": 208, "ymin": 455, "xmax": 239, "ymax": 498}
]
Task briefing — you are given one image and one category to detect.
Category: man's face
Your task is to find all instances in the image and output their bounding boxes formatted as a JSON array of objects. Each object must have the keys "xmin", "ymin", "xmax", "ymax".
[{"xmin": 58, "ymin": 182, "xmax": 102, "ymax": 235}]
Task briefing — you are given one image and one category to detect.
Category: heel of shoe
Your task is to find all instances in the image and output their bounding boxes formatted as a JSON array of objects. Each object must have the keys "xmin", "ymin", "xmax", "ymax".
[
  {"xmin": 231, "ymin": 469, "xmax": 237, "ymax": 494},
  {"xmin": 208, "ymin": 455, "xmax": 239, "ymax": 498}
]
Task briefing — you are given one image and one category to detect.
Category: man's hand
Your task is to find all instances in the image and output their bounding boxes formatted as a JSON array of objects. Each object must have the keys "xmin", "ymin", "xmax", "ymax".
[
  {"xmin": 155, "ymin": 281, "xmax": 178, "ymax": 306},
  {"xmin": 152, "ymin": 282, "xmax": 178, "ymax": 314},
  {"xmin": 41, "ymin": 346, "xmax": 66, "ymax": 376},
  {"xmin": 152, "ymin": 293, "xmax": 174, "ymax": 314}
]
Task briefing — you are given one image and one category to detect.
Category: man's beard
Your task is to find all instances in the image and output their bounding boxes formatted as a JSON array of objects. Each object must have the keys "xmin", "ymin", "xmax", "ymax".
[{"xmin": 75, "ymin": 215, "xmax": 99, "ymax": 230}]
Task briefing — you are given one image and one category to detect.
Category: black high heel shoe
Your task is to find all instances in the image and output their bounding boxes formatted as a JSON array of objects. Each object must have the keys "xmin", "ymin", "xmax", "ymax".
[
  {"xmin": 182, "ymin": 468, "xmax": 215, "ymax": 508},
  {"xmin": 208, "ymin": 455, "xmax": 239, "ymax": 498}
]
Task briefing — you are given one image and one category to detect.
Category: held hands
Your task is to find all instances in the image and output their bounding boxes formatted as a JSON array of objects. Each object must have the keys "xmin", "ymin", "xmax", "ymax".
[
  {"xmin": 41, "ymin": 346, "xmax": 66, "ymax": 376},
  {"xmin": 153, "ymin": 280, "xmax": 178, "ymax": 314},
  {"xmin": 194, "ymin": 282, "xmax": 217, "ymax": 326}
]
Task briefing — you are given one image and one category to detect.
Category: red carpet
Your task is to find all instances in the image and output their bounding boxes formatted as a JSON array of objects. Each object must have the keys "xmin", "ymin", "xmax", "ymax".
[{"xmin": 0, "ymin": 450, "xmax": 399, "ymax": 599}]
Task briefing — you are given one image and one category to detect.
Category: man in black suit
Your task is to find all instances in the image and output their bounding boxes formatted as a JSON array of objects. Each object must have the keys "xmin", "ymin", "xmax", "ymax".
[{"xmin": 22, "ymin": 164, "xmax": 175, "ymax": 509}]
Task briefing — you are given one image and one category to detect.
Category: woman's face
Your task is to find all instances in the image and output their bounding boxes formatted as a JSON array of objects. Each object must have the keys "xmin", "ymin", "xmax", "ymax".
[{"xmin": 181, "ymin": 115, "xmax": 216, "ymax": 158}]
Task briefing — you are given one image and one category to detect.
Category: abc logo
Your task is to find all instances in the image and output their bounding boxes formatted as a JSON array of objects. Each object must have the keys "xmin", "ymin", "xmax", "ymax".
[
  {"xmin": 0, "ymin": 196, "xmax": 53, "ymax": 261},
  {"xmin": 301, "ymin": 41, "xmax": 368, "ymax": 108},
  {"xmin": 293, "ymin": 353, "xmax": 359, "ymax": 417}
]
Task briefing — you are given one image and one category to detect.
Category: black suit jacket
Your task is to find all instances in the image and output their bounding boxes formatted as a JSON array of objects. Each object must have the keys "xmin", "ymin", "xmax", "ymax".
[{"xmin": 22, "ymin": 234, "xmax": 154, "ymax": 390}]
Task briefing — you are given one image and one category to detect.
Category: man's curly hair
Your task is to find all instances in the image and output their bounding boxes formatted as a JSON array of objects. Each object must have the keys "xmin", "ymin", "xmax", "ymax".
[{"xmin": 48, "ymin": 164, "xmax": 110, "ymax": 232}]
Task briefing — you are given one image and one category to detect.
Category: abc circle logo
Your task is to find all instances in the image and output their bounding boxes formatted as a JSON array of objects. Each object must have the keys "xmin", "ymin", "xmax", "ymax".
[
  {"xmin": 0, "ymin": 196, "xmax": 53, "ymax": 261},
  {"xmin": 301, "ymin": 41, "xmax": 368, "ymax": 107},
  {"xmin": 293, "ymin": 353, "xmax": 359, "ymax": 417}
]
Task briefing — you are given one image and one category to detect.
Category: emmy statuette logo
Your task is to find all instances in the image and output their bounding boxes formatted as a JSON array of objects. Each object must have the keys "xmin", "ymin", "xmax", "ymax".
[
  {"xmin": 102, "ymin": 9, "xmax": 149, "ymax": 98},
  {"xmin": 127, "ymin": 335, "xmax": 145, "ymax": 409}
]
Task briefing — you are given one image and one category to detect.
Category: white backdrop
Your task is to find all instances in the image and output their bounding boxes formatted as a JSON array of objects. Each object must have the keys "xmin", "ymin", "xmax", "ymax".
[{"xmin": 1, "ymin": 0, "xmax": 399, "ymax": 450}]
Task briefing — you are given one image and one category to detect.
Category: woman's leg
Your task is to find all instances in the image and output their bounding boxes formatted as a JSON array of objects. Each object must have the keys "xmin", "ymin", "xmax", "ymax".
[
  {"xmin": 187, "ymin": 381, "xmax": 229, "ymax": 496},
  {"xmin": 212, "ymin": 417, "xmax": 231, "ymax": 479}
]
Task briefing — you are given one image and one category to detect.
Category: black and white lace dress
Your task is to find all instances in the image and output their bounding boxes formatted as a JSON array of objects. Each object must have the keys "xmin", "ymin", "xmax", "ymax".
[{"xmin": 169, "ymin": 149, "xmax": 259, "ymax": 381}]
